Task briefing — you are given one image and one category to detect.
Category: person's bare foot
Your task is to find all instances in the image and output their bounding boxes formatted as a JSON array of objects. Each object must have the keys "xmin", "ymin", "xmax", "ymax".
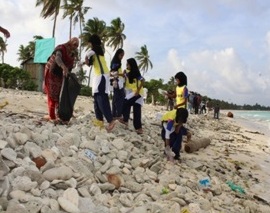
[
  {"xmin": 106, "ymin": 121, "xmax": 116, "ymax": 132},
  {"xmin": 165, "ymin": 146, "xmax": 175, "ymax": 162},
  {"xmin": 43, "ymin": 115, "xmax": 51, "ymax": 121}
]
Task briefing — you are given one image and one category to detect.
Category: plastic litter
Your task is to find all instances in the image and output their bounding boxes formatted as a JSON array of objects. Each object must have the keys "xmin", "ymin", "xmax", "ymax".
[
  {"xmin": 0, "ymin": 101, "xmax": 9, "ymax": 109},
  {"xmin": 226, "ymin": 181, "xmax": 245, "ymax": 194},
  {"xmin": 181, "ymin": 208, "xmax": 191, "ymax": 213},
  {"xmin": 198, "ymin": 177, "xmax": 211, "ymax": 188},
  {"xmin": 84, "ymin": 149, "xmax": 96, "ymax": 161}
]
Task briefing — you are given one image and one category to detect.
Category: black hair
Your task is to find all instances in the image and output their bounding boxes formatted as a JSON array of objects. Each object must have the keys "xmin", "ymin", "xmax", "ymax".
[
  {"xmin": 88, "ymin": 34, "xmax": 104, "ymax": 56},
  {"xmin": 110, "ymin": 48, "xmax": 124, "ymax": 70},
  {"xmin": 127, "ymin": 58, "xmax": 141, "ymax": 84},
  {"xmin": 175, "ymin": 71, "xmax": 187, "ymax": 87}
]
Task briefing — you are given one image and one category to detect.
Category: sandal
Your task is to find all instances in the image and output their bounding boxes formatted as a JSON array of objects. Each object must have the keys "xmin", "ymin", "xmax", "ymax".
[
  {"xmin": 119, "ymin": 118, "xmax": 128, "ymax": 129},
  {"xmin": 136, "ymin": 129, "xmax": 143, "ymax": 134},
  {"xmin": 93, "ymin": 119, "xmax": 104, "ymax": 128},
  {"xmin": 106, "ymin": 121, "xmax": 116, "ymax": 132}
]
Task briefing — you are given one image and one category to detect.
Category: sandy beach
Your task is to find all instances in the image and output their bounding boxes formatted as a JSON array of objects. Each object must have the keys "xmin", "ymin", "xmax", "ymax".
[{"xmin": 1, "ymin": 88, "xmax": 270, "ymax": 213}]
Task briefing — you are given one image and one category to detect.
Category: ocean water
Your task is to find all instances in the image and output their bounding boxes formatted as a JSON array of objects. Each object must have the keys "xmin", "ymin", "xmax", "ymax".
[{"xmin": 228, "ymin": 110, "xmax": 270, "ymax": 137}]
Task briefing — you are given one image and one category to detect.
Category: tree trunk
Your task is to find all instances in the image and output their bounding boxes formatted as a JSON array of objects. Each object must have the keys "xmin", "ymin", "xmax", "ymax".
[
  {"xmin": 52, "ymin": 12, "xmax": 59, "ymax": 38},
  {"xmin": 78, "ymin": 19, "xmax": 83, "ymax": 61},
  {"xmin": 151, "ymin": 94, "xmax": 155, "ymax": 105},
  {"xmin": 184, "ymin": 138, "xmax": 211, "ymax": 153},
  {"xmin": 69, "ymin": 17, "xmax": 72, "ymax": 39}
]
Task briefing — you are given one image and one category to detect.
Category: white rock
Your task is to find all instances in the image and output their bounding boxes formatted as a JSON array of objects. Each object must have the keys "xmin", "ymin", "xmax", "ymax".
[
  {"xmin": 111, "ymin": 138, "xmax": 125, "ymax": 150},
  {"xmin": 117, "ymin": 150, "xmax": 129, "ymax": 162},
  {"xmin": 0, "ymin": 139, "xmax": 8, "ymax": 149},
  {"xmin": 43, "ymin": 166, "xmax": 73, "ymax": 181},
  {"xmin": 40, "ymin": 180, "xmax": 50, "ymax": 190},
  {"xmin": 1, "ymin": 147, "xmax": 17, "ymax": 161},
  {"xmin": 12, "ymin": 176, "xmax": 38, "ymax": 192},
  {"xmin": 25, "ymin": 199, "xmax": 43, "ymax": 213},
  {"xmin": 112, "ymin": 159, "xmax": 122, "ymax": 167},
  {"xmin": 24, "ymin": 142, "xmax": 42, "ymax": 158},
  {"xmin": 50, "ymin": 198, "xmax": 60, "ymax": 211},
  {"xmin": 14, "ymin": 132, "xmax": 29, "ymax": 145},
  {"xmin": 9, "ymin": 190, "xmax": 30, "ymax": 203},
  {"xmin": 58, "ymin": 197, "xmax": 80, "ymax": 213}
]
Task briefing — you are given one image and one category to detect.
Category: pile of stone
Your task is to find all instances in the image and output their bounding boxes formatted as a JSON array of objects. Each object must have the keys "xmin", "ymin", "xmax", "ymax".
[{"xmin": 0, "ymin": 90, "xmax": 269, "ymax": 213}]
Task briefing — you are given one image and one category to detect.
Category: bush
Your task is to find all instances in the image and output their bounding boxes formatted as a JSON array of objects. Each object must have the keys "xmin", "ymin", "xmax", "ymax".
[
  {"xmin": 22, "ymin": 80, "xmax": 38, "ymax": 91},
  {"xmin": 80, "ymin": 85, "xmax": 92, "ymax": 97},
  {"xmin": 0, "ymin": 64, "xmax": 37, "ymax": 90}
]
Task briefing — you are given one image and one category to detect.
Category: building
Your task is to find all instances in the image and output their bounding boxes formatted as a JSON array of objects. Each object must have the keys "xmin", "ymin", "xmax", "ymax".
[{"xmin": 20, "ymin": 57, "xmax": 45, "ymax": 92}]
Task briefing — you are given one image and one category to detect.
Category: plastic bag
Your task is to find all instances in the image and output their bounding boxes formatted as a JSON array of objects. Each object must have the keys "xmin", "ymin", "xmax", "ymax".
[{"xmin": 58, "ymin": 73, "xmax": 81, "ymax": 121}]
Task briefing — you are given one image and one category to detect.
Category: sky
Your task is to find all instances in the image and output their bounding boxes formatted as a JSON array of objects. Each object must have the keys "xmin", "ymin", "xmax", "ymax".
[{"xmin": 1, "ymin": 0, "xmax": 270, "ymax": 106}]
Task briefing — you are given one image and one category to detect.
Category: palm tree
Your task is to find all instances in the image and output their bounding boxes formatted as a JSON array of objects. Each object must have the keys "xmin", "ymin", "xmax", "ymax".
[
  {"xmin": 35, "ymin": 0, "xmax": 62, "ymax": 37},
  {"xmin": 81, "ymin": 17, "xmax": 107, "ymax": 49},
  {"xmin": 17, "ymin": 45, "xmax": 32, "ymax": 62},
  {"xmin": 17, "ymin": 36, "xmax": 44, "ymax": 63},
  {"xmin": 135, "ymin": 45, "xmax": 153, "ymax": 76},
  {"xmin": 62, "ymin": 0, "xmax": 91, "ymax": 39},
  {"xmin": 76, "ymin": 67, "xmax": 88, "ymax": 84},
  {"xmin": 0, "ymin": 37, "xmax": 7, "ymax": 63},
  {"xmin": 62, "ymin": 0, "xmax": 91, "ymax": 61},
  {"xmin": 106, "ymin": 17, "xmax": 126, "ymax": 51}
]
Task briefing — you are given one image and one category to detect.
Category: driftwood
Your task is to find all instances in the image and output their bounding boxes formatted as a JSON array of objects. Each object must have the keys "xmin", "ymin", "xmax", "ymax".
[{"xmin": 184, "ymin": 138, "xmax": 211, "ymax": 153}]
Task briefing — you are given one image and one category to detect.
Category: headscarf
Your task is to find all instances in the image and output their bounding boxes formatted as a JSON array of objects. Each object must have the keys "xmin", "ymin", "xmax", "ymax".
[
  {"xmin": 88, "ymin": 34, "xmax": 104, "ymax": 56},
  {"xmin": 64, "ymin": 37, "xmax": 79, "ymax": 59},
  {"xmin": 127, "ymin": 58, "xmax": 141, "ymax": 84},
  {"xmin": 175, "ymin": 71, "xmax": 187, "ymax": 87},
  {"xmin": 111, "ymin": 48, "xmax": 124, "ymax": 70},
  {"xmin": 69, "ymin": 37, "xmax": 79, "ymax": 47}
]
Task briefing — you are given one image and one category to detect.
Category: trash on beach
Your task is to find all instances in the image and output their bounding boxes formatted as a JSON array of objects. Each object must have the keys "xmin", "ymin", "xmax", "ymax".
[
  {"xmin": 181, "ymin": 208, "xmax": 191, "ymax": 213},
  {"xmin": 226, "ymin": 181, "xmax": 245, "ymax": 194},
  {"xmin": 0, "ymin": 101, "xmax": 9, "ymax": 109},
  {"xmin": 155, "ymin": 112, "xmax": 163, "ymax": 121},
  {"xmin": 84, "ymin": 149, "xmax": 96, "ymax": 161},
  {"xmin": 198, "ymin": 177, "xmax": 211, "ymax": 189}
]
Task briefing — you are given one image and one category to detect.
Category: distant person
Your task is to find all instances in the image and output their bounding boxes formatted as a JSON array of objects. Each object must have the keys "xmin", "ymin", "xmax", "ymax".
[
  {"xmin": 193, "ymin": 93, "xmax": 199, "ymax": 114},
  {"xmin": 143, "ymin": 87, "xmax": 148, "ymax": 104},
  {"xmin": 110, "ymin": 48, "xmax": 125, "ymax": 119},
  {"xmin": 0, "ymin": 26, "xmax": 10, "ymax": 38},
  {"xmin": 43, "ymin": 37, "xmax": 79, "ymax": 122},
  {"xmin": 166, "ymin": 89, "xmax": 174, "ymax": 111},
  {"xmin": 200, "ymin": 100, "xmax": 206, "ymax": 114},
  {"xmin": 214, "ymin": 104, "xmax": 220, "ymax": 119},
  {"xmin": 120, "ymin": 58, "xmax": 145, "ymax": 134},
  {"xmin": 85, "ymin": 34, "xmax": 116, "ymax": 132},
  {"xmin": 188, "ymin": 91, "xmax": 194, "ymax": 114}
]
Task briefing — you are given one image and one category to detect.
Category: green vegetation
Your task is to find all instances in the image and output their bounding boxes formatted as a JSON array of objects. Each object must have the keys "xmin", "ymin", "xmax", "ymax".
[
  {"xmin": 79, "ymin": 85, "xmax": 92, "ymax": 97},
  {"xmin": 143, "ymin": 77, "xmax": 270, "ymax": 110},
  {"xmin": 0, "ymin": 63, "xmax": 37, "ymax": 91}
]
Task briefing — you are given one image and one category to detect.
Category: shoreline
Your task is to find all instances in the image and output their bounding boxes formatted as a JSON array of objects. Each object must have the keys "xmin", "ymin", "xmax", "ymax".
[
  {"xmin": 1, "ymin": 88, "xmax": 270, "ymax": 212},
  {"xmin": 221, "ymin": 109, "xmax": 270, "ymax": 138}
]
